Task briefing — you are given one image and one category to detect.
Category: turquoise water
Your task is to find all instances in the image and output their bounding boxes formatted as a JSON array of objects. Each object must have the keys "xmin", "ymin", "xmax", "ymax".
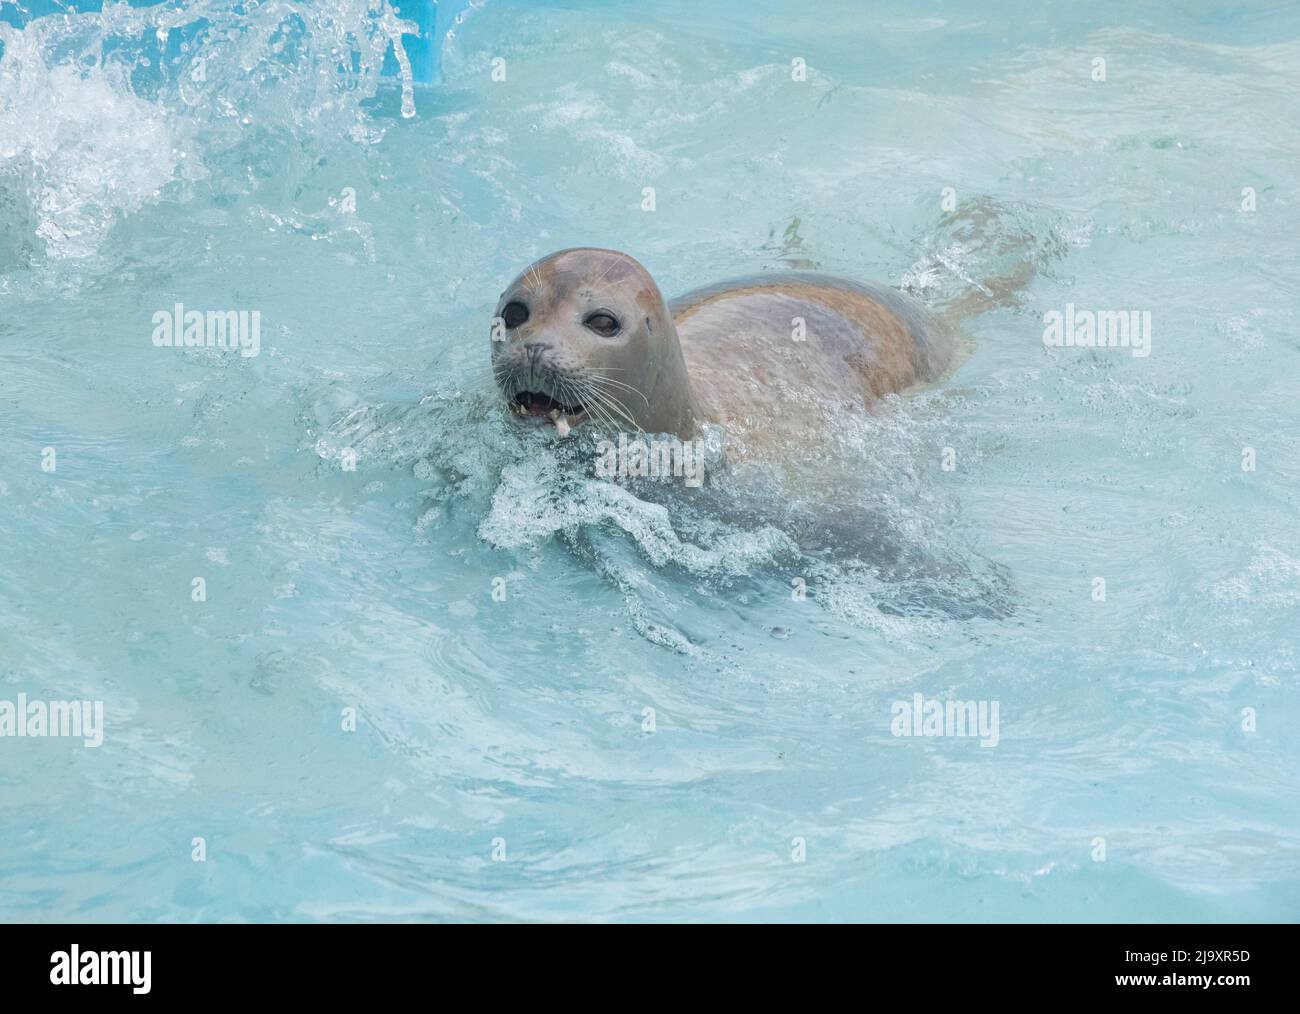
[{"xmin": 2, "ymin": 0, "xmax": 1299, "ymax": 921}]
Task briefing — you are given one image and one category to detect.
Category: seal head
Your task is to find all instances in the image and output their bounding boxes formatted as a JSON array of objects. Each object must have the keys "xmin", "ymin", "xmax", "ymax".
[{"xmin": 490, "ymin": 248, "xmax": 699, "ymax": 436}]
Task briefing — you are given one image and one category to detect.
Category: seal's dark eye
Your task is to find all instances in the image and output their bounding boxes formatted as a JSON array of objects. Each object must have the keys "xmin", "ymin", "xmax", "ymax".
[
  {"xmin": 502, "ymin": 301, "xmax": 529, "ymax": 328},
  {"xmin": 585, "ymin": 312, "xmax": 620, "ymax": 337}
]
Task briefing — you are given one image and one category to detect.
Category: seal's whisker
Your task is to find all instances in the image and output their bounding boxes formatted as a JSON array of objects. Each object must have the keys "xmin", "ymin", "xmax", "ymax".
[
  {"xmin": 578, "ymin": 390, "xmax": 621, "ymax": 434},
  {"xmin": 590, "ymin": 252, "xmax": 631, "ymax": 288},
  {"xmin": 591, "ymin": 276, "xmax": 639, "ymax": 301},
  {"xmin": 575, "ymin": 380, "xmax": 641, "ymax": 433},
  {"xmin": 579, "ymin": 368, "xmax": 648, "ymax": 395},
  {"xmin": 469, "ymin": 360, "xmax": 508, "ymax": 388},
  {"xmin": 488, "ymin": 360, "xmax": 517, "ymax": 390},
  {"xmin": 583, "ymin": 388, "xmax": 647, "ymax": 425},
  {"xmin": 560, "ymin": 376, "xmax": 620, "ymax": 434},
  {"xmin": 579, "ymin": 372, "xmax": 648, "ymax": 408},
  {"xmin": 558, "ymin": 377, "xmax": 596, "ymax": 421},
  {"xmin": 580, "ymin": 374, "xmax": 650, "ymax": 408},
  {"xmin": 580, "ymin": 366, "xmax": 647, "ymax": 388},
  {"xmin": 569, "ymin": 380, "xmax": 619, "ymax": 428}
]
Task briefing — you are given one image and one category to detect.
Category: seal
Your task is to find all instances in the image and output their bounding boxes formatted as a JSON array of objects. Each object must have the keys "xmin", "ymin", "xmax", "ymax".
[{"xmin": 489, "ymin": 247, "xmax": 956, "ymax": 454}]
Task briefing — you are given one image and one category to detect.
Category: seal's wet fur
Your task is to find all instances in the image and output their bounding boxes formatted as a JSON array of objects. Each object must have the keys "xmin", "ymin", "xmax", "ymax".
[{"xmin": 491, "ymin": 248, "xmax": 955, "ymax": 454}]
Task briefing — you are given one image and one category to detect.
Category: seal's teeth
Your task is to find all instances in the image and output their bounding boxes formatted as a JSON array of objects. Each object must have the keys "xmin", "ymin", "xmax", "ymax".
[{"xmin": 548, "ymin": 407, "xmax": 572, "ymax": 438}]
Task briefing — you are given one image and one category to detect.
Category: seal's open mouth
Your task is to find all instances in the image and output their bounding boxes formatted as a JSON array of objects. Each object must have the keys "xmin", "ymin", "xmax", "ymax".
[{"xmin": 510, "ymin": 391, "xmax": 588, "ymax": 433}]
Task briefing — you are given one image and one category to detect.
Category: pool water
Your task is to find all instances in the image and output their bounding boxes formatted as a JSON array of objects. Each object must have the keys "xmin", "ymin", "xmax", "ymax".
[{"xmin": 1, "ymin": 0, "xmax": 1298, "ymax": 921}]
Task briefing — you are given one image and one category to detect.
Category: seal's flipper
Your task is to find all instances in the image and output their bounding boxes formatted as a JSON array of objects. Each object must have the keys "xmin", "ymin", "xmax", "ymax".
[{"xmin": 905, "ymin": 197, "xmax": 1066, "ymax": 327}]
